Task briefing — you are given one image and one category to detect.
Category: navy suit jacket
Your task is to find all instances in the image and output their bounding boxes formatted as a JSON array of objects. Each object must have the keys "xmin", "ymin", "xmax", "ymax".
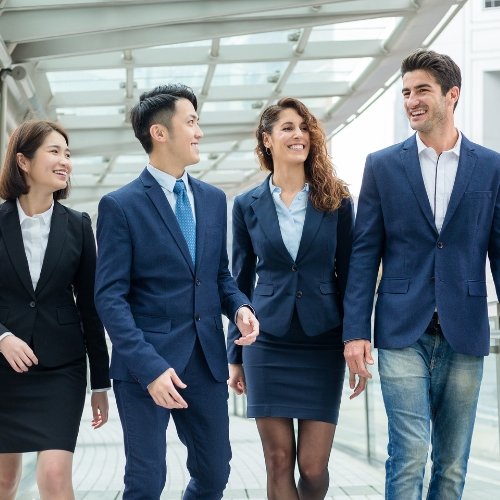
[
  {"xmin": 343, "ymin": 134, "xmax": 500, "ymax": 356},
  {"xmin": 94, "ymin": 168, "xmax": 250, "ymax": 390},
  {"xmin": 228, "ymin": 175, "xmax": 354, "ymax": 364},
  {"xmin": 0, "ymin": 200, "xmax": 110, "ymax": 389}
]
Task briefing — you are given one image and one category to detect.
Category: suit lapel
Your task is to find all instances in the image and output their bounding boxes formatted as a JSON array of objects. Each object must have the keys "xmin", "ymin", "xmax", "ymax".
[
  {"xmin": 251, "ymin": 176, "xmax": 294, "ymax": 262},
  {"xmin": 295, "ymin": 201, "xmax": 324, "ymax": 262},
  {"xmin": 141, "ymin": 169, "xmax": 195, "ymax": 274},
  {"xmin": 0, "ymin": 200, "xmax": 35, "ymax": 297},
  {"xmin": 440, "ymin": 136, "xmax": 476, "ymax": 233},
  {"xmin": 189, "ymin": 176, "xmax": 206, "ymax": 273},
  {"xmin": 401, "ymin": 135, "xmax": 438, "ymax": 234},
  {"xmin": 36, "ymin": 202, "xmax": 68, "ymax": 294}
]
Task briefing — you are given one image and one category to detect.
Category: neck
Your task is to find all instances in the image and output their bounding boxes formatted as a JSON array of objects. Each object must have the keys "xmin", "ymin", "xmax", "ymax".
[
  {"xmin": 18, "ymin": 191, "xmax": 54, "ymax": 217},
  {"xmin": 149, "ymin": 151, "xmax": 186, "ymax": 179},
  {"xmin": 418, "ymin": 126, "xmax": 459, "ymax": 156},
  {"xmin": 272, "ymin": 164, "xmax": 306, "ymax": 193}
]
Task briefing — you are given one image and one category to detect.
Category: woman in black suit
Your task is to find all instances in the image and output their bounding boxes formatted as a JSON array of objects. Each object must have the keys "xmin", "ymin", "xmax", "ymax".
[
  {"xmin": 227, "ymin": 98, "xmax": 354, "ymax": 499},
  {"xmin": 0, "ymin": 120, "xmax": 110, "ymax": 500}
]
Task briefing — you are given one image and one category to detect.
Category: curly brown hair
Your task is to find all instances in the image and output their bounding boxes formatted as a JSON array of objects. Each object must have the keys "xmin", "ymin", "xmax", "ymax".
[{"xmin": 255, "ymin": 97, "xmax": 349, "ymax": 212}]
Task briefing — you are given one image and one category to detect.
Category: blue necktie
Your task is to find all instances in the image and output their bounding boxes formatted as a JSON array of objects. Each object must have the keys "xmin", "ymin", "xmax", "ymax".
[{"xmin": 173, "ymin": 179, "xmax": 196, "ymax": 264}]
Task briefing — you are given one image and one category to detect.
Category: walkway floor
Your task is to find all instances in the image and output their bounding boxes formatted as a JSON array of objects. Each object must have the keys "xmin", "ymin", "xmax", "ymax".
[{"xmin": 17, "ymin": 392, "xmax": 498, "ymax": 499}]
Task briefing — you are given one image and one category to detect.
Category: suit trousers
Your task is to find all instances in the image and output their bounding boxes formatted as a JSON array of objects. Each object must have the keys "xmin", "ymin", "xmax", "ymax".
[{"xmin": 114, "ymin": 338, "xmax": 231, "ymax": 500}]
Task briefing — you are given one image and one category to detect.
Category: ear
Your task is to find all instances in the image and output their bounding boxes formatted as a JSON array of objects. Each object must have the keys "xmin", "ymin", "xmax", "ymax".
[
  {"xmin": 448, "ymin": 86, "xmax": 460, "ymax": 107},
  {"xmin": 149, "ymin": 123, "xmax": 168, "ymax": 144},
  {"xmin": 16, "ymin": 153, "xmax": 29, "ymax": 172},
  {"xmin": 262, "ymin": 132, "xmax": 271, "ymax": 149}
]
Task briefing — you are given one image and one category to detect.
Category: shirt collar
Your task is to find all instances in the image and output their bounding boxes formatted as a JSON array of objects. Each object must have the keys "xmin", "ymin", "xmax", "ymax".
[
  {"xmin": 416, "ymin": 130, "xmax": 462, "ymax": 157},
  {"xmin": 16, "ymin": 198, "xmax": 54, "ymax": 225},
  {"xmin": 147, "ymin": 163, "xmax": 190, "ymax": 193},
  {"xmin": 269, "ymin": 175, "xmax": 309, "ymax": 194}
]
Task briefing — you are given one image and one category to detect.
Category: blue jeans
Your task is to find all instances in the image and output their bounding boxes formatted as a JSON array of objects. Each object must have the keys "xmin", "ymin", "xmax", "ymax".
[{"xmin": 378, "ymin": 322, "xmax": 483, "ymax": 500}]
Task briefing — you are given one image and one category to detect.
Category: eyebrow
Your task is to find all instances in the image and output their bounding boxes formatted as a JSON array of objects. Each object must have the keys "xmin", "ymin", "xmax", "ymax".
[
  {"xmin": 46, "ymin": 144, "xmax": 70, "ymax": 152},
  {"xmin": 280, "ymin": 121, "xmax": 306, "ymax": 126},
  {"xmin": 187, "ymin": 113, "xmax": 199, "ymax": 121},
  {"xmin": 402, "ymin": 83, "xmax": 433, "ymax": 93}
]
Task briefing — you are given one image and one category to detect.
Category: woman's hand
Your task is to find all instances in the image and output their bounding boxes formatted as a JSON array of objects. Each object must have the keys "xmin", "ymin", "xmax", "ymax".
[
  {"xmin": 0, "ymin": 335, "xmax": 38, "ymax": 372},
  {"xmin": 228, "ymin": 364, "xmax": 247, "ymax": 395},
  {"xmin": 91, "ymin": 391, "xmax": 109, "ymax": 429}
]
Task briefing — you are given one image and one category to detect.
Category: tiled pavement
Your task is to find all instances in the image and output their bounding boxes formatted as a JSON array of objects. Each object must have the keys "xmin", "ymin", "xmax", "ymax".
[{"xmin": 17, "ymin": 392, "xmax": 499, "ymax": 499}]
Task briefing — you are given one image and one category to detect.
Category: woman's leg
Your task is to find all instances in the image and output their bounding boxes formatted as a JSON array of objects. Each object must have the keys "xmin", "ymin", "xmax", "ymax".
[
  {"xmin": 256, "ymin": 417, "xmax": 299, "ymax": 500},
  {"xmin": 296, "ymin": 419, "xmax": 335, "ymax": 500},
  {"xmin": 36, "ymin": 449, "xmax": 75, "ymax": 500},
  {"xmin": 0, "ymin": 453, "xmax": 22, "ymax": 500}
]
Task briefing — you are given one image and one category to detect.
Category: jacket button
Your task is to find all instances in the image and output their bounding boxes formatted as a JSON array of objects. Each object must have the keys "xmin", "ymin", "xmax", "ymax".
[
  {"xmin": 195, "ymin": 314, "xmax": 201, "ymax": 321},
  {"xmin": 437, "ymin": 241, "xmax": 444, "ymax": 249},
  {"xmin": 291, "ymin": 264, "xmax": 297, "ymax": 272},
  {"xmin": 296, "ymin": 291, "xmax": 302, "ymax": 298},
  {"xmin": 29, "ymin": 301, "xmax": 36, "ymax": 308},
  {"xmin": 195, "ymin": 279, "xmax": 201, "ymax": 286}
]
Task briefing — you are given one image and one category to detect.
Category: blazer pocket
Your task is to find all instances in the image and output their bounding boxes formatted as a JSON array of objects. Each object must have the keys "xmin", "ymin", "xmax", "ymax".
[
  {"xmin": 254, "ymin": 283, "xmax": 274, "ymax": 296},
  {"xmin": 467, "ymin": 281, "xmax": 487, "ymax": 297},
  {"xmin": 0, "ymin": 306, "xmax": 9, "ymax": 324},
  {"xmin": 377, "ymin": 278, "xmax": 410, "ymax": 294},
  {"xmin": 134, "ymin": 315, "xmax": 172, "ymax": 334},
  {"xmin": 319, "ymin": 282, "xmax": 339, "ymax": 294},
  {"xmin": 465, "ymin": 191, "xmax": 492, "ymax": 198},
  {"xmin": 56, "ymin": 306, "xmax": 81, "ymax": 325}
]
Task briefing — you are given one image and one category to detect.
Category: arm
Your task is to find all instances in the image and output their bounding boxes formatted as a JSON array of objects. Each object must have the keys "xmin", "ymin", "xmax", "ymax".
[
  {"xmin": 94, "ymin": 195, "xmax": 170, "ymax": 390},
  {"xmin": 74, "ymin": 213, "xmax": 110, "ymax": 390},
  {"xmin": 335, "ymin": 195, "xmax": 355, "ymax": 299},
  {"xmin": 227, "ymin": 196, "xmax": 258, "ymax": 364},
  {"xmin": 488, "ymin": 178, "xmax": 500, "ymax": 299},
  {"xmin": 343, "ymin": 156, "xmax": 384, "ymax": 395}
]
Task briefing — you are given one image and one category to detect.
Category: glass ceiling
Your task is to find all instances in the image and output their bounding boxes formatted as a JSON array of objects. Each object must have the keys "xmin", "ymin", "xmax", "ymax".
[{"xmin": 0, "ymin": 0, "xmax": 467, "ymax": 216}]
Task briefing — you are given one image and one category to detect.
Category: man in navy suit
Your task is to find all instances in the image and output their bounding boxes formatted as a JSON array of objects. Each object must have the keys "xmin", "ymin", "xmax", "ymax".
[
  {"xmin": 343, "ymin": 50, "xmax": 500, "ymax": 499},
  {"xmin": 94, "ymin": 83, "xmax": 259, "ymax": 499}
]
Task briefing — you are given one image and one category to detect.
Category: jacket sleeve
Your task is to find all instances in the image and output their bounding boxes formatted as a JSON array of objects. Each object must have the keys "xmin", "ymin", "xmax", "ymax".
[
  {"xmin": 73, "ymin": 212, "xmax": 110, "ymax": 390},
  {"xmin": 227, "ymin": 196, "xmax": 257, "ymax": 364}
]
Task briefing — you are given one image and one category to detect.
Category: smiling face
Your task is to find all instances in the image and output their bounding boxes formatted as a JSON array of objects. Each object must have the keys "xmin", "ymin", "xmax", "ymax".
[
  {"xmin": 164, "ymin": 97, "xmax": 203, "ymax": 169},
  {"xmin": 263, "ymin": 108, "xmax": 310, "ymax": 167},
  {"xmin": 17, "ymin": 130, "xmax": 71, "ymax": 195},
  {"xmin": 402, "ymin": 69, "xmax": 459, "ymax": 137}
]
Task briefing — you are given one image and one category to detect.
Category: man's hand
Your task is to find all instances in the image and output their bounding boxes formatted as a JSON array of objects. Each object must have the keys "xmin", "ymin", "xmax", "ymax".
[
  {"xmin": 228, "ymin": 364, "xmax": 246, "ymax": 395},
  {"xmin": 235, "ymin": 307, "xmax": 259, "ymax": 346},
  {"xmin": 91, "ymin": 391, "xmax": 109, "ymax": 429},
  {"xmin": 0, "ymin": 335, "xmax": 38, "ymax": 373},
  {"xmin": 147, "ymin": 368, "xmax": 188, "ymax": 409},
  {"xmin": 344, "ymin": 339, "xmax": 374, "ymax": 399}
]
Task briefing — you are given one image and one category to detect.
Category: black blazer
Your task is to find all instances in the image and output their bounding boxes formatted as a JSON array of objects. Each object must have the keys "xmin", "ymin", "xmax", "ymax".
[{"xmin": 0, "ymin": 199, "xmax": 110, "ymax": 389}]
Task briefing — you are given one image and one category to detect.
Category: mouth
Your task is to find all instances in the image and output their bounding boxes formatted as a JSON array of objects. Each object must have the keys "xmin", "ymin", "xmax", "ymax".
[
  {"xmin": 410, "ymin": 109, "xmax": 426, "ymax": 118},
  {"xmin": 53, "ymin": 169, "xmax": 68, "ymax": 178},
  {"xmin": 288, "ymin": 144, "xmax": 306, "ymax": 151},
  {"xmin": 191, "ymin": 143, "xmax": 199, "ymax": 152}
]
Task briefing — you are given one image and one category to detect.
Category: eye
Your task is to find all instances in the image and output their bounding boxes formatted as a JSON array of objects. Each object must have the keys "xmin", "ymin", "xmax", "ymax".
[{"xmin": 283, "ymin": 126, "xmax": 292, "ymax": 131}]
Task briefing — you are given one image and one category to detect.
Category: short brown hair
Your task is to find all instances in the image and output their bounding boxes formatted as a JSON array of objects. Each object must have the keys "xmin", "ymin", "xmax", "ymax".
[{"xmin": 0, "ymin": 120, "xmax": 70, "ymax": 201}]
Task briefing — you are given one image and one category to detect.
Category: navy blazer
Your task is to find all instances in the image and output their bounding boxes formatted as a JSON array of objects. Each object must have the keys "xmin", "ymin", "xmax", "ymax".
[
  {"xmin": 227, "ymin": 175, "xmax": 354, "ymax": 364},
  {"xmin": 0, "ymin": 200, "xmax": 110, "ymax": 389},
  {"xmin": 343, "ymin": 134, "xmax": 500, "ymax": 356},
  {"xmin": 94, "ymin": 168, "xmax": 250, "ymax": 389}
]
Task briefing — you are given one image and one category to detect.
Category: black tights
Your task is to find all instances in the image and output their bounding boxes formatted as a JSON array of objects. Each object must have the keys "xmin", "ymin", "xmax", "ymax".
[{"xmin": 256, "ymin": 417, "xmax": 336, "ymax": 500}]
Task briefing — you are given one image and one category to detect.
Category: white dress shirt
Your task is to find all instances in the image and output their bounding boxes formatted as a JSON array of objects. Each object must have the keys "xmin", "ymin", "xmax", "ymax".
[{"xmin": 417, "ymin": 131, "xmax": 462, "ymax": 232}]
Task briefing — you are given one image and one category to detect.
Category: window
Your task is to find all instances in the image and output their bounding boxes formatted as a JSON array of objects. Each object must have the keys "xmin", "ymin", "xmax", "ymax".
[{"xmin": 485, "ymin": 0, "xmax": 500, "ymax": 8}]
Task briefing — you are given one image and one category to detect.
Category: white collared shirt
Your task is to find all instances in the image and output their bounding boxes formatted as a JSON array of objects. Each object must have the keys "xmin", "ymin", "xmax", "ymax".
[
  {"xmin": 16, "ymin": 198, "xmax": 54, "ymax": 290},
  {"xmin": 146, "ymin": 164, "xmax": 196, "ymax": 222},
  {"xmin": 417, "ymin": 131, "xmax": 462, "ymax": 232}
]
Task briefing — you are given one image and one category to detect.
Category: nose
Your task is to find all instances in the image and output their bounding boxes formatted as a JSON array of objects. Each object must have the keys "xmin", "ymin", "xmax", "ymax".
[
  {"xmin": 407, "ymin": 91, "xmax": 420, "ymax": 108},
  {"xmin": 196, "ymin": 124, "xmax": 204, "ymax": 138},
  {"xmin": 293, "ymin": 127, "xmax": 303, "ymax": 137}
]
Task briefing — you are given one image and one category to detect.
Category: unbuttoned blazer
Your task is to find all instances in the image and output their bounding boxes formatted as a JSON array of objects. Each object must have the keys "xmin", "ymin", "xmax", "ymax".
[
  {"xmin": 227, "ymin": 175, "xmax": 354, "ymax": 364},
  {"xmin": 94, "ymin": 168, "xmax": 250, "ymax": 389},
  {"xmin": 343, "ymin": 134, "xmax": 500, "ymax": 356},
  {"xmin": 0, "ymin": 200, "xmax": 110, "ymax": 389}
]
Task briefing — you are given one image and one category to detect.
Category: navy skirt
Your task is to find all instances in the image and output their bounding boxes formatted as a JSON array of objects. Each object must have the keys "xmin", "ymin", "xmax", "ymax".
[
  {"xmin": 242, "ymin": 311, "xmax": 345, "ymax": 424},
  {"xmin": 0, "ymin": 357, "xmax": 87, "ymax": 453}
]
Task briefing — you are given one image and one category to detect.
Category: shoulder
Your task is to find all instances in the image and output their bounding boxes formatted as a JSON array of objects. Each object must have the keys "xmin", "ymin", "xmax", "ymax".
[
  {"xmin": 464, "ymin": 137, "xmax": 500, "ymax": 164},
  {"xmin": 56, "ymin": 202, "xmax": 88, "ymax": 222},
  {"xmin": 234, "ymin": 179, "xmax": 269, "ymax": 207},
  {"xmin": 369, "ymin": 138, "xmax": 409, "ymax": 162}
]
